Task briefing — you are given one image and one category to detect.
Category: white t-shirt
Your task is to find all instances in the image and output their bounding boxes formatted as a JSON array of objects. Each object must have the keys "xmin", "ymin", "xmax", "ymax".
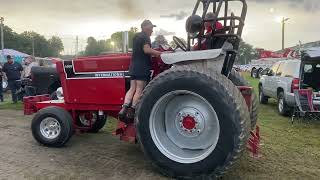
[{"xmin": 24, "ymin": 62, "xmax": 39, "ymax": 78}]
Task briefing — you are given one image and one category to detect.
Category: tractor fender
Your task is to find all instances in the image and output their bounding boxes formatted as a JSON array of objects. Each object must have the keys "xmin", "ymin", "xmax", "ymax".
[{"xmin": 161, "ymin": 49, "xmax": 223, "ymax": 64}]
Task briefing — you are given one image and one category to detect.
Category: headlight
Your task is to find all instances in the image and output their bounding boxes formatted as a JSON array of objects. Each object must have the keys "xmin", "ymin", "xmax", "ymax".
[{"xmin": 56, "ymin": 87, "xmax": 64, "ymax": 100}]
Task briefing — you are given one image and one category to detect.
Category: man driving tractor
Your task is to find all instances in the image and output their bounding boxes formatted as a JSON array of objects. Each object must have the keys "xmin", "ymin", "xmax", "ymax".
[
  {"xmin": 119, "ymin": 20, "xmax": 162, "ymax": 122},
  {"xmin": 192, "ymin": 12, "xmax": 224, "ymax": 50}
]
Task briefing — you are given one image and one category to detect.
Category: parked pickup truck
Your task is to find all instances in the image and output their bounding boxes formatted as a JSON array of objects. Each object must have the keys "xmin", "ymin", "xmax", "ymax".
[{"xmin": 258, "ymin": 59, "xmax": 301, "ymax": 116}]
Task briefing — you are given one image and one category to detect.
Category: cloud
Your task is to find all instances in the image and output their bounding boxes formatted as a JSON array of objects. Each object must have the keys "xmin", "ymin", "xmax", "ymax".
[
  {"xmin": 160, "ymin": 11, "xmax": 189, "ymax": 21},
  {"xmin": 154, "ymin": 29, "xmax": 176, "ymax": 36},
  {"xmin": 250, "ymin": 0, "xmax": 320, "ymax": 12}
]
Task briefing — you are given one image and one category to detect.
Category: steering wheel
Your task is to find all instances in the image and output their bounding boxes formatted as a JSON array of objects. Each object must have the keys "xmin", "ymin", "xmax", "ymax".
[{"xmin": 173, "ymin": 36, "xmax": 187, "ymax": 52}]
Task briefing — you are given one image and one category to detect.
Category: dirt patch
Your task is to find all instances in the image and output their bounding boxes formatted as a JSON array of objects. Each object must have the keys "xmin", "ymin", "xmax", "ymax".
[
  {"xmin": 0, "ymin": 110, "xmax": 166, "ymax": 180},
  {"xmin": 1, "ymin": 107, "xmax": 320, "ymax": 180}
]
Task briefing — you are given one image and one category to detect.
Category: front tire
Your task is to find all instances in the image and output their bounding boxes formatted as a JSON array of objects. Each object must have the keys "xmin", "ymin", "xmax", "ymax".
[
  {"xmin": 136, "ymin": 69, "xmax": 250, "ymax": 179},
  {"xmin": 31, "ymin": 106, "xmax": 73, "ymax": 147},
  {"xmin": 259, "ymin": 85, "xmax": 268, "ymax": 104},
  {"xmin": 251, "ymin": 68, "xmax": 256, "ymax": 77},
  {"xmin": 277, "ymin": 92, "xmax": 290, "ymax": 116}
]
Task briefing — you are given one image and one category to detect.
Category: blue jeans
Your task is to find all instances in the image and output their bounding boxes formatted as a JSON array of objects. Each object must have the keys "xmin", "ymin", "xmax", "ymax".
[{"xmin": 8, "ymin": 80, "xmax": 21, "ymax": 103}]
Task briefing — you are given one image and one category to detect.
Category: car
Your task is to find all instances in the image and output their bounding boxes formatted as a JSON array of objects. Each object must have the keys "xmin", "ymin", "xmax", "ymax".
[
  {"xmin": 259, "ymin": 54, "xmax": 320, "ymax": 116},
  {"xmin": 259, "ymin": 59, "xmax": 301, "ymax": 115}
]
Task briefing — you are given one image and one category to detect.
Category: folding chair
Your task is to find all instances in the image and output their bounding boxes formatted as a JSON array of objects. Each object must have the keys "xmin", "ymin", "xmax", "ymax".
[{"xmin": 292, "ymin": 89, "xmax": 320, "ymax": 123}]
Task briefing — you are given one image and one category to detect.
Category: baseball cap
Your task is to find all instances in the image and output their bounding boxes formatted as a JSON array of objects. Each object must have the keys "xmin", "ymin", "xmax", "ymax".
[
  {"xmin": 6, "ymin": 55, "xmax": 12, "ymax": 60},
  {"xmin": 141, "ymin": 20, "xmax": 156, "ymax": 29}
]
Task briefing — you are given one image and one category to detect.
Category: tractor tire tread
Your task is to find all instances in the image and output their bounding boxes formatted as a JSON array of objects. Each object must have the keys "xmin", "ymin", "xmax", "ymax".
[
  {"xmin": 228, "ymin": 70, "xmax": 258, "ymax": 130},
  {"xmin": 135, "ymin": 66, "xmax": 250, "ymax": 179}
]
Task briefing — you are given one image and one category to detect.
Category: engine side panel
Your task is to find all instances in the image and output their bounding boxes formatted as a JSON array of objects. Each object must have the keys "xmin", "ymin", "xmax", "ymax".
[{"xmin": 56, "ymin": 55, "xmax": 131, "ymax": 105}]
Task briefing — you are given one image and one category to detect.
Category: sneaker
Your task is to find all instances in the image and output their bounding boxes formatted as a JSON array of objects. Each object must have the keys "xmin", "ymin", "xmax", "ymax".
[
  {"xmin": 118, "ymin": 104, "xmax": 130, "ymax": 122},
  {"xmin": 126, "ymin": 107, "xmax": 135, "ymax": 123}
]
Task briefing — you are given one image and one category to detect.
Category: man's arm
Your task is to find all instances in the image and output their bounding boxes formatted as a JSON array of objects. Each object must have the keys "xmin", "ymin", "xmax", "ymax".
[
  {"xmin": 143, "ymin": 44, "xmax": 162, "ymax": 57},
  {"xmin": 18, "ymin": 63, "xmax": 23, "ymax": 72},
  {"xmin": 2, "ymin": 64, "xmax": 7, "ymax": 81},
  {"xmin": 2, "ymin": 64, "xmax": 6, "ymax": 73}
]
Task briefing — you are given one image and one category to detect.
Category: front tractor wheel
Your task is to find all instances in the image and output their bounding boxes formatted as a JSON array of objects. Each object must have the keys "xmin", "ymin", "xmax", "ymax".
[
  {"xmin": 31, "ymin": 106, "xmax": 73, "ymax": 147},
  {"xmin": 136, "ymin": 69, "xmax": 250, "ymax": 179}
]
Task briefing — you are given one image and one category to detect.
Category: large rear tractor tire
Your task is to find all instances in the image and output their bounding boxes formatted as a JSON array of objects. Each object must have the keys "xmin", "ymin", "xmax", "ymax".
[
  {"xmin": 135, "ymin": 68, "xmax": 250, "ymax": 179},
  {"xmin": 228, "ymin": 70, "xmax": 258, "ymax": 130},
  {"xmin": 31, "ymin": 106, "xmax": 73, "ymax": 147}
]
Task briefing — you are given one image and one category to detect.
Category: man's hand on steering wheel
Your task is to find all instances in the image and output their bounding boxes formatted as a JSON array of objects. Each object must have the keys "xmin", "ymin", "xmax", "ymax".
[{"xmin": 173, "ymin": 36, "xmax": 187, "ymax": 52}]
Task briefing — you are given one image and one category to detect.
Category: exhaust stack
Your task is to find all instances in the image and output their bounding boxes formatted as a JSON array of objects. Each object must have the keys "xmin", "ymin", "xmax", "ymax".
[{"xmin": 122, "ymin": 31, "xmax": 129, "ymax": 53}]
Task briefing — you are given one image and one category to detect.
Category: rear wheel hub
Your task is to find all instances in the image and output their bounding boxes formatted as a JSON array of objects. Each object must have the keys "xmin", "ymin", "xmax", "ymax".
[
  {"xmin": 182, "ymin": 116, "xmax": 196, "ymax": 130},
  {"xmin": 150, "ymin": 90, "xmax": 220, "ymax": 164}
]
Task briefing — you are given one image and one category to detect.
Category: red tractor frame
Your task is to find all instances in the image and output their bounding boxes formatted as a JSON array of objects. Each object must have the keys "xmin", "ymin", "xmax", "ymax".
[{"xmin": 24, "ymin": 0, "xmax": 260, "ymax": 179}]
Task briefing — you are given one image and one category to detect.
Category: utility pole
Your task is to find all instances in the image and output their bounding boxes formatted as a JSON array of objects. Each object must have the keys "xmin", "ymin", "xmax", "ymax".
[
  {"xmin": 281, "ymin": 17, "xmax": 290, "ymax": 50},
  {"xmin": 0, "ymin": 17, "xmax": 4, "ymax": 51},
  {"xmin": 75, "ymin": 36, "xmax": 78, "ymax": 57}
]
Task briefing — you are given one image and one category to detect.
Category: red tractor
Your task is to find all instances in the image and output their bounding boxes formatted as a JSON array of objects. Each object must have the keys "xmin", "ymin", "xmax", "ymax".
[{"xmin": 24, "ymin": 0, "xmax": 259, "ymax": 178}]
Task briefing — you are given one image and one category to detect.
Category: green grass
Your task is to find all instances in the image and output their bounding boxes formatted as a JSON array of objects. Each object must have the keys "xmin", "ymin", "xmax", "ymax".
[
  {"xmin": 1, "ymin": 75, "xmax": 320, "ymax": 179},
  {"xmin": 0, "ymin": 93, "xmax": 23, "ymax": 110},
  {"xmin": 224, "ymin": 73, "xmax": 320, "ymax": 180}
]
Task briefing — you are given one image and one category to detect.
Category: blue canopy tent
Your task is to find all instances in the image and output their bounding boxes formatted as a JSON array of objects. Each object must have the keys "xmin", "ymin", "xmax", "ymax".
[{"xmin": 0, "ymin": 49, "xmax": 30, "ymax": 64}]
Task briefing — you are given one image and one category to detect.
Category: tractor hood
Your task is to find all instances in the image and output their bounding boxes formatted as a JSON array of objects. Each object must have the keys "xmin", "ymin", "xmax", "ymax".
[{"xmin": 161, "ymin": 49, "xmax": 223, "ymax": 64}]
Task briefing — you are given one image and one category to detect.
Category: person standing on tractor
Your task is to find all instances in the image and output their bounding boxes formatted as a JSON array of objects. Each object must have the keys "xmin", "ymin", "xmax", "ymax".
[
  {"xmin": 2, "ymin": 55, "xmax": 23, "ymax": 103},
  {"xmin": 119, "ymin": 20, "xmax": 162, "ymax": 122}
]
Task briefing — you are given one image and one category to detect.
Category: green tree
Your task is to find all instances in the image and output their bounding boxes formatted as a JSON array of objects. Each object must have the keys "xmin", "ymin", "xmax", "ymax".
[
  {"xmin": 1, "ymin": 25, "xmax": 65, "ymax": 57},
  {"xmin": 2, "ymin": 26, "xmax": 19, "ymax": 49},
  {"xmin": 110, "ymin": 32, "xmax": 122, "ymax": 51},
  {"xmin": 19, "ymin": 31, "xmax": 50, "ymax": 57},
  {"xmin": 48, "ymin": 36, "xmax": 64, "ymax": 57},
  {"xmin": 237, "ymin": 41, "xmax": 258, "ymax": 65},
  {"xmin": 84, "ymin": 37, "xmax": 106, "ymax": 56},
  {"xmin": 106, "ymin": 27, "xmax": 138, "ymax": 51}
]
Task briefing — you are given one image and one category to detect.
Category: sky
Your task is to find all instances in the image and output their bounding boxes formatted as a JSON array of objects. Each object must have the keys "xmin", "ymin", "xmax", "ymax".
[{"xmin": 1, "ymin": 0, "xmax": 320, "ymax": 54}]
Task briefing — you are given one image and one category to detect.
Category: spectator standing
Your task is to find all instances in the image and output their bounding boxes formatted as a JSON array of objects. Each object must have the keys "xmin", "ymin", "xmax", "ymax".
[
  {"xmin": 2, "ymin": 55, "xmax": 23, "ymax": 103},
  {"xmin": 23, "ymin": 56, "xmax": 38, "ymax": 78}
]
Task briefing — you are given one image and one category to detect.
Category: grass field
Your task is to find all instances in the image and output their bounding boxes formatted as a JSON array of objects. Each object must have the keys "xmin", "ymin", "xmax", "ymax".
[
  {"xmin": 0, "ymin": 93, "xmax": 23, "ymax": 110},
  {"xmin": 224, "ymin": 73, "xmax": 320, "ymax": 179},
  {"xmin": 0, "ymin": 74, "xmax": 319, "ymax": 179}
]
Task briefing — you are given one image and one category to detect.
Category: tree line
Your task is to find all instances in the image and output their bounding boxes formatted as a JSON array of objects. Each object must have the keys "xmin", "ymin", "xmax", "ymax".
[
  {"xmin": 83, "ymin": 30, "xmax": 258, "ymax": 65},
  {"xmin": 82, "ymin": 27, "xmax": 138, "ymax": 56},
  {"xmin": 1, "ymin": 26, "xmax": 64, "ymax": 57},
  {"xmin": 2, "ymin": 25, "xmax": 258, "ymax": 64}
]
